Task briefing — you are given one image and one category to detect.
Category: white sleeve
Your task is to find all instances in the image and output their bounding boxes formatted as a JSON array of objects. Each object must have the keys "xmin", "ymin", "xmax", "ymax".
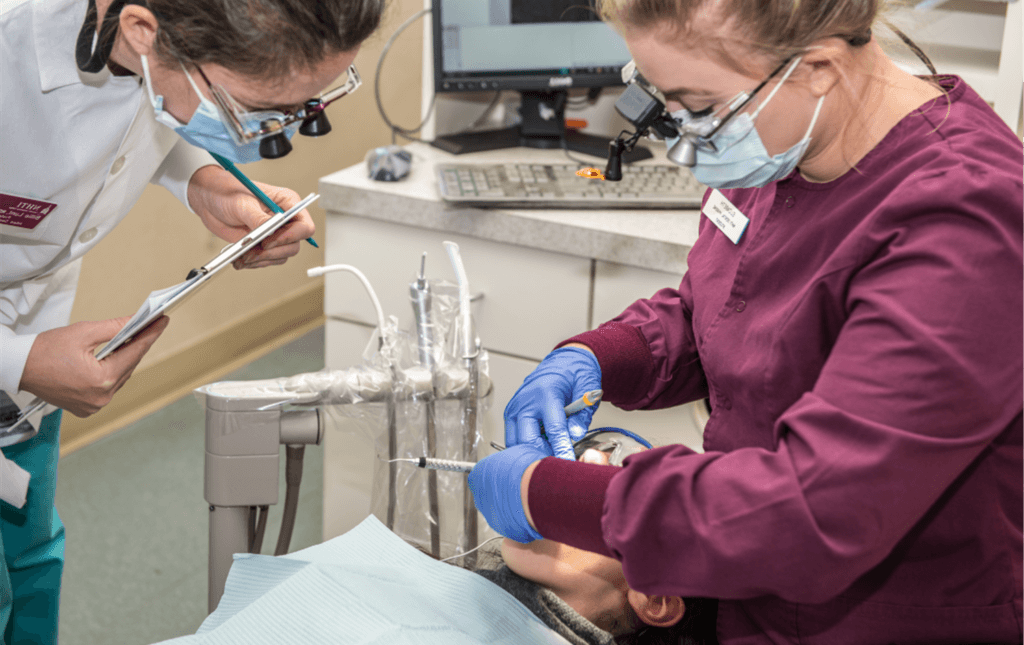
[
  {"xmin": 0, "ymin": 324, "xmax": 37, "ymax": 395},
  {"xmin": 0, "ymin": 454, "xmax": 30, "ymax": 509},
  {"xmin": 150, "ymin": 139, "xmax": 217, "ymax": 213}
]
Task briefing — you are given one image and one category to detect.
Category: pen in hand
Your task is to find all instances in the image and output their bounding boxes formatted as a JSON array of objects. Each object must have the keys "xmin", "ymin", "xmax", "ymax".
[{"xmin": 208, "ymin": 152, "xmax": 318, "ymax": 248}]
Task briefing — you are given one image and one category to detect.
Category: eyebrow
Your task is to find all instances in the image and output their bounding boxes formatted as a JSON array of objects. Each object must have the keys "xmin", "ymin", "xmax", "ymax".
[
  {"xmin": 239, "ymin": 97, "xmax": 304, "ymax": 113},
  {"xmin": 661, "ymin": 87, "xmax": 717, "ymax": 100}
]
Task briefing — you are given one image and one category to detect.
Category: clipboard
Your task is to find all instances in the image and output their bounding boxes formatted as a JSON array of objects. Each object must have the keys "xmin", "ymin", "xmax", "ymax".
[
  {"xmin": 5, "ymin": 192, "xmax": 319, "ymax": 433},
  {"xmin": 97, "ymin": 191, "xmax": 319, "ymax": 359}
]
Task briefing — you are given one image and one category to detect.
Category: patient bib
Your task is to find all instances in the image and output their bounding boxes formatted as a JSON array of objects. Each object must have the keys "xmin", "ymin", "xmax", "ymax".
[{"xmin": 158, "ymin": 517, "xmax": 571, "ymax": 644}]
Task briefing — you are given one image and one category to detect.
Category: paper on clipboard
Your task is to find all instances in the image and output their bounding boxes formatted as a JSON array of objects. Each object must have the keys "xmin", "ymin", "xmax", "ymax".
[
  {"xmin": 5, "ymin": 193, "xmax": 319, "ymax": 435},
  {"xmin": 97, "ymin": 192, "xmax": 319, "ymax": 359}
]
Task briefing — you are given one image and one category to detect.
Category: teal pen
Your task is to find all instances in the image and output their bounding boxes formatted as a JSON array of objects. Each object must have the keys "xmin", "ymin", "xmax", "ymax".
[{"xmin": 209, "ymin": 152, "xmax": 318, "ymax": 248}]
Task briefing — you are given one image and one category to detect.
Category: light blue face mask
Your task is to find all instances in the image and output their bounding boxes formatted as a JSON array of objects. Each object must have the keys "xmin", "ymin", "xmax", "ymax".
[
  {"xmin": 666, "ymin": 57, "xmax": 825, "ymax": 190},
  {"xmin": 141, "ymin": 55, "xmax": 297, "ymax": 164}
]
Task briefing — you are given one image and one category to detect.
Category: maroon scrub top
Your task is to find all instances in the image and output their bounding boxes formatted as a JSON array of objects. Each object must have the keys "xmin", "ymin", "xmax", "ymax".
[{"xmin": 530, "ymin": 77, "xmax": 1023, "ymax": 644}]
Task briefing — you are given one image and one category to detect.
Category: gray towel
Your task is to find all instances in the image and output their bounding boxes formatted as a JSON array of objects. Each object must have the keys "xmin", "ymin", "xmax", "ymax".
[{"xmin": 474, "ymin": 565, "xmax": 617, "ymax": 645}]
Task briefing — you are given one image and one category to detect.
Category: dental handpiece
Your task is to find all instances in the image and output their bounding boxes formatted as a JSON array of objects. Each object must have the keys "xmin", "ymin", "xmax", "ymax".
[
  {"xmin": 565, "ymin": 390, "xmax": 602, "ymax": 415},
  {"xmin": 410, "ymin": 252, "xmax": 434, "ymax": 369}
]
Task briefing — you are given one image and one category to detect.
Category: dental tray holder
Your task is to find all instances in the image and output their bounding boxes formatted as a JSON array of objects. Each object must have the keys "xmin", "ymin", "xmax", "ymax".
[{"xmin": 197, "ymin": 368, "xmax": 491, "ymax": 613}]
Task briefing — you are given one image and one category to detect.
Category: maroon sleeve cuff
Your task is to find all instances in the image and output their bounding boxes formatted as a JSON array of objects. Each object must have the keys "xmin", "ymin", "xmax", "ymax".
[
  {"xmin": 527, "ymin": 457, "xmax": 619, "ymax": 557},
  {"xmin": 556, "ymin": 322, "xmax": 655, "ymax": 407}
]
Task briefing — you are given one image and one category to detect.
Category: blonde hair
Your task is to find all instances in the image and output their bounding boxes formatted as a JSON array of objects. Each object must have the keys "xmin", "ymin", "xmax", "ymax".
[{"xmin": 597, "ymin": 0, "xmax": 877, "ymax": 73}]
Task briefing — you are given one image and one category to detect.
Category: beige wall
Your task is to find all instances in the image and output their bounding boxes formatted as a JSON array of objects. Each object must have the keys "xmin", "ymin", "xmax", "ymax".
[{"xmin": 63, "ymin": 0, "xmax": 425, "ymax": 447}]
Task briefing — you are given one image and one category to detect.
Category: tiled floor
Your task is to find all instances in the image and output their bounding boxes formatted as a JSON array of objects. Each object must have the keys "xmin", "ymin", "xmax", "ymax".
[{"xmin": 56, "ymin": 327, "xmax": 326, "ymax": 645}]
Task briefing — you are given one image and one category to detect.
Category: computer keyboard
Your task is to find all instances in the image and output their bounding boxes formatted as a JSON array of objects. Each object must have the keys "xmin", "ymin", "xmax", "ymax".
[{"xmin": 436, "ymin": 162, "xmax": 707, "ymax": 209}]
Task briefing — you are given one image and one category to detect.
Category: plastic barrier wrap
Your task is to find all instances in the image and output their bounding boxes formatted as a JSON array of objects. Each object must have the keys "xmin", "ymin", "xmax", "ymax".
[
  {"xmin": 194, "ymin": 280, "xmax": 492, "ymax": 561},
  {"xmin": 318, "ymin": 297, "xmax": 492, "ymax": 559}
]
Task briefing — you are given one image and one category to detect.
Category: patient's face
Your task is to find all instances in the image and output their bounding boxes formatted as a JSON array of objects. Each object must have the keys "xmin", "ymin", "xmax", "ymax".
[{"xmin": 501, "ymin": 449, "xmax": 637, "ymax": 634}]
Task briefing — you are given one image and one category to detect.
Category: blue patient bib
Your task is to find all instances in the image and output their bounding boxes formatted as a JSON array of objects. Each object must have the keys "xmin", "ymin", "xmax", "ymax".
[{"xmin": 155, "ymin": 516, "xmax": 569, "ymax": 644}]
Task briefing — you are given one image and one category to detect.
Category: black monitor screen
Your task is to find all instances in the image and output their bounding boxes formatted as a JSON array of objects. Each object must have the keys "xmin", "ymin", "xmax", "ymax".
[{"xmin": 433, "ymin": 0, "xmax": 632, "ymax": 93}]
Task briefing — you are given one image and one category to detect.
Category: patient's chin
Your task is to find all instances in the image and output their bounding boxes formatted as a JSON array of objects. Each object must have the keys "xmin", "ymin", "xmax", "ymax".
[
  {"xmin": 502, "ymin": 536, "xmax": 560, "ymax": 560},
  {"xmin": 578, "ymin": 448, "xmax": 611, "ymax": 465}
]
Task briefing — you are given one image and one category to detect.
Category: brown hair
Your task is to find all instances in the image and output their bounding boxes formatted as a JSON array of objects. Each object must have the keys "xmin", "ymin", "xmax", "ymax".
[
  {"xmin": 596, "ymin": 0, "xmax": 876, "ymax": 73},
  {"xmin": 148, "ymin": 0, "xmax": 385, "ymax": 78}
]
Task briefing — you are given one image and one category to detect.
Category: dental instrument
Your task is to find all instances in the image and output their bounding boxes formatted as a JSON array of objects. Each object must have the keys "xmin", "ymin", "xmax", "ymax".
[
  {"xmin": 402, "ymin": 393, "xmax": 603, "ymax": 471},
  {"xmin": 391, "ymin": 456, "xmax": 477, "ymax": 473},
  {"xmin": 409, "ymin": 252, "xmax": 441, "ymax": 557},
  {"xmin": 564, "ymin": 390, "xmax": 602, "ymax": 415},
  {"xmin": 445, "ymin": 240, "xmax": 480, "ymax": 568}
]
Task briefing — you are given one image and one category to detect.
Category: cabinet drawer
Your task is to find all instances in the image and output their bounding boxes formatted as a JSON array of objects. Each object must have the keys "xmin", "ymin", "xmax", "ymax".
[
  {"xmin": 324, "ymin": 214, "xmax": 591, "ymax": 361},
  {"xmin": 592, "ymin": 260, "xmax": 685, "ymax": 328}
]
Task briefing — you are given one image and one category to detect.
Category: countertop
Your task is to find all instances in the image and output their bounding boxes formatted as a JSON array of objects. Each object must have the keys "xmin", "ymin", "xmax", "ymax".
[{"xmin": 318, "ymin": 141, "xmax": 702, "ymax": 274}]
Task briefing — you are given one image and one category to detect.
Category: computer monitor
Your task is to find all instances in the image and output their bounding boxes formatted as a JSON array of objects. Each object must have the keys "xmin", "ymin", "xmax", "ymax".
[{"xmin": 430, "ymin": 0, "xmax": 649, "ymax": 161}]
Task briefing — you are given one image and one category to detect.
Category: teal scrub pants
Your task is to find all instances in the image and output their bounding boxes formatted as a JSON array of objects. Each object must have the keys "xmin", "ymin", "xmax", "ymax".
[{"xmin": 0, "ymin": 410, "xmax": 65, "ymax": 644}]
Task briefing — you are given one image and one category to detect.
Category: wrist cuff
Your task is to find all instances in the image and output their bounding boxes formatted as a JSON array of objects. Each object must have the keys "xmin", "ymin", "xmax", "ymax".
[
  {"xmin": 528, "ymin": 457, "xmax": 618, "ymax": 557},
  {"xmin": 556, "ymin": 322, "xmax": 655, "ymax": 406}
]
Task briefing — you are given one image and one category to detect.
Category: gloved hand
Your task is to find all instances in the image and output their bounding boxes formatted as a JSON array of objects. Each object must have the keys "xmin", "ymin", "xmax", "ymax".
[
  {"xmin": 504, "ymin": 346, "xmax": 602, "ymax": 460},
  {"xmin": 469, "ymin": 443, "xmax": 551, "ymax": 543}
]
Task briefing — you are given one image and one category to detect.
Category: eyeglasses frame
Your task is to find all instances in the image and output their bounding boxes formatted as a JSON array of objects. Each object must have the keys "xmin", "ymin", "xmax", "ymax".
[
  {"xmin": 678, "ymin": 56, "xmax": 794, "ymax": 153},
  {"xmin": 192, "ymin": 64, "xmax": 362, "ymax": 145}
]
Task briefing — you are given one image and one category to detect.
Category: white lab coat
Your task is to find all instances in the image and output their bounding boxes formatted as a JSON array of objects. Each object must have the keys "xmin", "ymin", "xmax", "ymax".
[{"xmin": 0, "ymin": 0, "xmax": 216, "ymax": 440}]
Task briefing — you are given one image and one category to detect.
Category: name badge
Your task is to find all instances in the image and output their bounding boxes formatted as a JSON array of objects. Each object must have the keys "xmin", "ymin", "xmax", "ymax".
[
  {"xmin": 702, "ymin": 189, "xmax": 749, "ymax": 245},
  {"xmin": 0, "ymin": 193, "xmax": 57, "ymax": 231}
]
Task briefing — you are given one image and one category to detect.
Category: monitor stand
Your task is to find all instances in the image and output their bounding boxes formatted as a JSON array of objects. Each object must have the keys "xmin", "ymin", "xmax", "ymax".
[{"xmin": 429, "ymin": 90, "xmax": 653, "ymax": 164}]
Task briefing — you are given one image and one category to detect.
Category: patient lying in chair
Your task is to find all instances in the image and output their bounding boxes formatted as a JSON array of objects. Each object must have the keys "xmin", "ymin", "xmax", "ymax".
[
  {"xmin": 469, "ymin": 439, "xmax": 715, "ymax": 645},
  {"xmin": 157, "ymin": 433, "xmax": 714, "ymax": 645}
]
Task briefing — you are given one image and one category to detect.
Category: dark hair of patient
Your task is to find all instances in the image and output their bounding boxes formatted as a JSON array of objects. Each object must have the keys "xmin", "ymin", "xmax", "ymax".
[{"xmin": 437, "ymin": 545, "xmax": 719, "ymax": 645}]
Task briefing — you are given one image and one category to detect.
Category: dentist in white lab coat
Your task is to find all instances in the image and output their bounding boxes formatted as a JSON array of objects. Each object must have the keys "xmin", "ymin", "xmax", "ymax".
[{"xmin": 0, "ymin": 0, "xmax": 382, "ymax": 640}]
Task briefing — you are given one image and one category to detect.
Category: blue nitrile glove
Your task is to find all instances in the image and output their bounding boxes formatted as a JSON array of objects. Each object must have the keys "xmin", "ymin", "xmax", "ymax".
[
  {"xmin": 469, "ymin": 443, "xmax": 551, "ymax": 543},
  {"xmin": 504, "ymin": 346, "xmax": 602, "ymax": 460}
]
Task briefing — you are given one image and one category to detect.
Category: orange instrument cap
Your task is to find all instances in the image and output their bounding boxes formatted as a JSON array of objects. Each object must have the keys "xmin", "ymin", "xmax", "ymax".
[{"xmin": 576, "ymin": 167, "xmax": 605, "ymax": 180}]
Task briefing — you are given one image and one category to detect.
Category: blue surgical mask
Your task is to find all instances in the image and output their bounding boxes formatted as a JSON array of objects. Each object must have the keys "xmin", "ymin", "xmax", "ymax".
[
  {"xmin": 666, "ymin": 57, "xmax": 825, "ymax": 189},
  {"xmin": 141, "ymin": 55, "xmax": 297, "ymax": 164}
]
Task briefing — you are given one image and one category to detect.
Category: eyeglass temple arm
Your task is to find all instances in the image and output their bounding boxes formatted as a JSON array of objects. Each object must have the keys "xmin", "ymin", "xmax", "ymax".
[
  {"xmin": 699, "ymin": 56, "xmax": 795, "ymax": 141},
  {"xmin": 309, "ymin": 66, "xmax": 361, "ymax": 112}
]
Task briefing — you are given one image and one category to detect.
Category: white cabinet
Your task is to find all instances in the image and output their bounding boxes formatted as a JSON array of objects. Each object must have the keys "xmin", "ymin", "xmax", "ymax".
[
  {"xmin": 321, "ymin": 220, "xmax": 706, "ymax": 539},
  {"xmin": 321, "ymin": 319, "xmax": 376, "ymax": 540},
  {"xmin": 324, "ymin": 215, "xmax": 591, "ymax": 361},
  {"xmin": 886, "ymin": 0, "xmax": 1022, "ymax": 130},
  {"xmin": 592, "ymin": 260, "xmax": 686, "ymax": 326},
  {"xmin": 591, "ymin": 260, "xmax": 705, "ymax": 452}
]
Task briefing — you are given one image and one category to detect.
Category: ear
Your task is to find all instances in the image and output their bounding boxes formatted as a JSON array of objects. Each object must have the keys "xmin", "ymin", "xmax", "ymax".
[
  {"xmin": 626, "ymin": 590, "xmax": 686, "ymax": 628},
  {"xmin": 799, "ymin": 38, "xmax": 848, "ymax": 98},
  {"xmin": 117, "ymin": 5, "xmax": 160, "ymax": 58}
]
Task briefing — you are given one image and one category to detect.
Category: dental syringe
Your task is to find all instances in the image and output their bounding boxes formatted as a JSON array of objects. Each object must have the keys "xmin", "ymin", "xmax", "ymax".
[
  {"xmin": 392, "ymin": 390, "xmax": 604, "ymax": 474},
  {"xmin": 392, "ymin": 456, "xmax": 478, "ymax": 473}
]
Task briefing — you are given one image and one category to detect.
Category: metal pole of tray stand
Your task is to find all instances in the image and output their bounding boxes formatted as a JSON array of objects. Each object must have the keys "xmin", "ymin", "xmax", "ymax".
[
  {"xmin": 411, "ymin": 262, "xmax": 441, "ymax": 558},
  {"xmin": 461, "ymin": 340, "xmax": 481, "ymax": 568},
  {"xmin": 386, "ymin": 374, "xmax": 398, "ymax": 531},
  {"xmin": 425, "ymin": 396, "xmax": 441, "ymax": 557},
  {"xmin": 204, "ymin": 391, "xmax": 321, "ymax": 613},
  {"xmin": 208, "ymin": 505, "xmax": 251, "ymax": 612}
]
